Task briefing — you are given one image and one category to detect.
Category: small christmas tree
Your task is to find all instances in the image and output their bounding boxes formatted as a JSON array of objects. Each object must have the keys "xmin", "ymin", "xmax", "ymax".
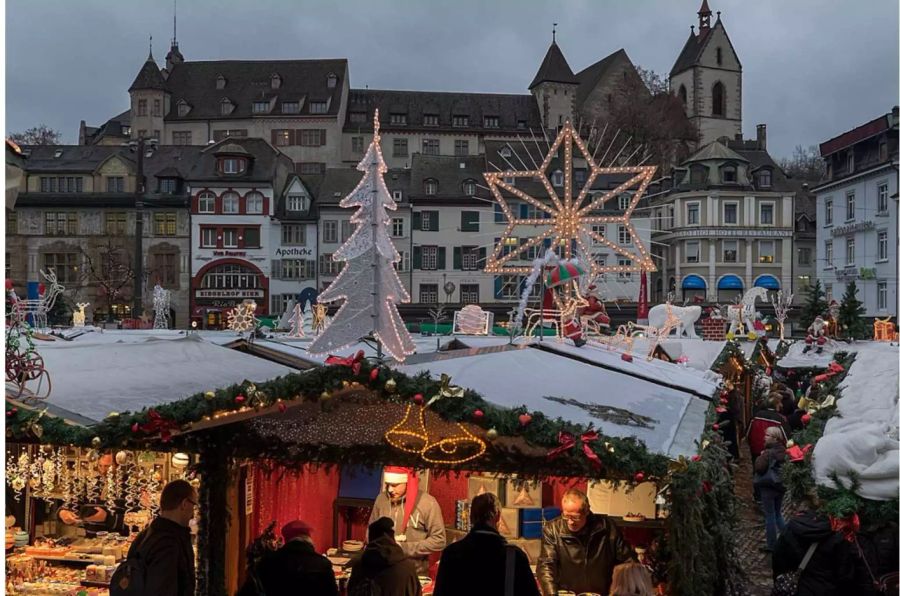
[
  {"xmin": 308, "ymin": 110, "xmax": 415, "ymax": 361},
  {"xmin": 838, "ymin": 280, "xmax": 867, "ymax": 339},
  {"xmin": 799, "ymin": 279, "xmax": 827, "ymax": 330}
]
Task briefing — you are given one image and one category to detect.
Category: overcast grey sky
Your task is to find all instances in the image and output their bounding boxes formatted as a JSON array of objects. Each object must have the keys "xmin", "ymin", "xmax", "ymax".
[{"xmin": 6, "ymin": 0, "xmax": 898, "ymax": 158}]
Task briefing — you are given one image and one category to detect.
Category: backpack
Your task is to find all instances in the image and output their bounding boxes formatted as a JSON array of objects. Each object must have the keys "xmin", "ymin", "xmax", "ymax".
[{"xmin": 109, "ymin": 526, "xmax": 153, "ymax": 596}]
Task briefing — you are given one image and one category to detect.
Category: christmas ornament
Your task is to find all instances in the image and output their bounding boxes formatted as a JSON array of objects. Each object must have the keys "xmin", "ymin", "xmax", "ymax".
[
  {"xmin": 171, "ymin": 453, "xmax": 190, "ymax": 468},
  {"xmin": 320, "ymin": 391, "xmax": 332, "ymax": 401},
  {"xmin": 227, "ymin": 300, "xmax": 258, "ymax": 333},
  {"xmin": 413, "ymin": 393, "xmax": 424, "ymax": 405},
  {"xmin": 384, "ymin": 378, "xmax": 397, "ymax": 394},
  {"xmin": 712, "ymin": 424, "xmax": 720, "ymax": 431},
  {"xmin": 278, "ymin": 401, "xmax": 287, "ymax": 413},
  {"xmin": 486, "ymin": 428, "xmax": 499, "ymax": 441},
  {"xmin": 115, "ymin": 451, "xmax": 130, "ymax": 465},
  {"xmin": 204, "ymin": 391, "xmax": 216, "ymax": 400},
  {"xmin": 801, "ymin": 413, "xmax": 812, "ymax": 425},
  {"xmin": 518, "ymin": 413, "xmax": 532, "ymax": 426},
  {"xmin": 634, "ymin": 471, "xmax": 645, "ymax": 482},
  {"xmin": 691, "ymin": 455, "xmax": 701, "ymax": 462},
  {"xmin": 105, "ymin": 411, "xmax": 120, "ymax": 420},
  {"xmin": 235, "ymin": 395, "xmax": 246, "ymax": 404},
  {"xmin": 91, "ymin": 437, "xmax": 102, "ymax": 448},
  {"xmin": 546, "ymin": 430, "xmax": 602, "ymax": 469},
  {"xmin": 427, "ymin": 373, "xmax": 465, "ymax": 407},
  {"xmin": 472, "ymin": 409, "xmax": 484, "ymax": 422},
  {"xmin": 307, "ymin": 110, "xmax": 416, "ymax": 361},
  {"xmin": 621, "ymin": 353, "xmax": 633, "ymax": 363},
  {"xmin": 370, "ymin": 368, "xmax": 380, "ymax": 381}
]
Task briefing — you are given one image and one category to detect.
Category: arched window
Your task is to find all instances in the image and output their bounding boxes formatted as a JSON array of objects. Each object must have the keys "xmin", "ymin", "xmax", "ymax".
[
  {"xmin": 678, "ymin": 85, "xmax": 687, "ymax": 106},
  {"xmin": 270, "ymin": 73, "xmax": 282, "ymax": 89},
  {"xmin": 200, "ymin": 263, "xmax": 260, "ymax": 290},
  {"xmin": 198, "ymin": 191, "xmax": 216, "ymax": 213},
  {"xmin": 245, "ymin": 191, "xmax": 264, "ymax": 214},
  {"xmin": 424, "ymin": 179, "xmax": 438, "ymax": 196},
  {"xmin": 462, "ymin": 180, "xmax": 476, "ymax": 196},
  {"xmin": 712, "ymin": 82, "xmax": 725, "ymax": 116},
  {"xmin": 222, "ymin": 191, "xmax": 239, "ymax": 214}
]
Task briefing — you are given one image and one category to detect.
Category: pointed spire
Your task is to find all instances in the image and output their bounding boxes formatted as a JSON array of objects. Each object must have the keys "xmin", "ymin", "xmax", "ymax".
[
  {"xmin": 698, "ymin": 0, "xmax": 712, "ymax": 30},
  {"xmin": 129, "ymin": 50, "xmax": 168, "ymax": 92},
  {"xmin": 552, "ymin": 22, "xmax": 557, "ymax": 44},
  {"xmin": 165, "ymin": 0, "xmax": 185, "ymax": 72},
  {"xmin": 529, "ymin": 38, "xmax": 578, "ymax": 90},
  {"xmin": 148, "ymin": 34, "xmax": 153, "ymax": 60}
]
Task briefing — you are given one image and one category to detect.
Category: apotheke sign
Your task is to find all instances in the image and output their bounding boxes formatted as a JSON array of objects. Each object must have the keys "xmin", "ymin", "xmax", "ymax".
[{"xmin": 275, "ymin": 247, "xmax": 314, "ymax": 257}]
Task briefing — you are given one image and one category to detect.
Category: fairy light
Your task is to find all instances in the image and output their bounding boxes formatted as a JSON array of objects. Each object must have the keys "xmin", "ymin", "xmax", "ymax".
[
  {"xmin": 484, "ymin": 120, "xmax": 657, "ymax": 275},
  {"xmin": 384, "ymin": 402, "xmax": 487, "ymax": 466}
]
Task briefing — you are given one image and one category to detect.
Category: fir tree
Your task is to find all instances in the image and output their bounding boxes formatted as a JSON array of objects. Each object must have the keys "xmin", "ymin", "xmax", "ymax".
[
  {"xmin": 838, "ymin": 280, "xmax": 867, "ymax": 339},
  {"xmin": 799, "ymin": 279, "xmax": 827, "ymax": 330}
]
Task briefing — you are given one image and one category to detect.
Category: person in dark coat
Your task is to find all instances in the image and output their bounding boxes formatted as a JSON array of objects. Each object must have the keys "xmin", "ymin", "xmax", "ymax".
[
  {"xmin": 435, "ymin": 492, "xmax": 538, "ymax": 596},
  {"xmin": 747, "ymin": 394, "xmax": 791, "ymax": 503},
  {"xmin": 119, "ymin": 479, "xmax": 197, "ymax": 596},
  {"xmin": 347, "ymin": 517, "xmax": 421, "ymax": 596},
  {"xmin": 754, "ymin": 427, "xmax": 787, "ymax": 552},
  {"xmin": 537, "ymin": 488, "xmax": 633, "ymax": 596},
  {"xmin": 255, "ymin": 520, "xmax": 338, "ymax": 596},
  {"xmin": 773, "ymin": 509, "xmax": 861, "ymax": 596}
]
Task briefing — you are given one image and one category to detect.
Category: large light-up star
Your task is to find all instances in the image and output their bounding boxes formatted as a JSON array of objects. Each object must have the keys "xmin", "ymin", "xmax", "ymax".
[{"xmin": 484, "ymin": 120, "xmax": 657, "ymax": 276}]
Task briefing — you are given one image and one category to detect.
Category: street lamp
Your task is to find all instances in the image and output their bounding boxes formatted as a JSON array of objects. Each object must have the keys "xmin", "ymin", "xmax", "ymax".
[{"xmin": 125, "ymin": 136, "xmax": 158, "ymax": 319}]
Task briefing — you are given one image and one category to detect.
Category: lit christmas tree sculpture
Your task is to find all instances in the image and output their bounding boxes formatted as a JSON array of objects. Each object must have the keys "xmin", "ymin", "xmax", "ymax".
[{"xmin": 308, "ymin": 110, "xmax": 416, "ymax": 361}]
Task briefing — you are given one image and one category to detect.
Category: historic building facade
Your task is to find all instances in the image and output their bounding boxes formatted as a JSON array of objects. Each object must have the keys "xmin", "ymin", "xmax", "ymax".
[{"xmin": 814, "ymin": 108, "xmax": 898, "ymax": 317}]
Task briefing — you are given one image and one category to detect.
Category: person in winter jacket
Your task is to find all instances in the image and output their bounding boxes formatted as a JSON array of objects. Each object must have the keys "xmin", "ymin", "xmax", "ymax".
[
  {"xmin": 434, "ymin": 492, "xmax": 539, "ymax": 596},
  {"xmin": 347, "ymin": 517, "xmax": 421, "ymax": 596},
  {"xmin": 754, "ymin": 426, "xmax": 787, "ymax": 552},
  {"xmin": 773, "ymin": 509, "xmax": 861, "ymax": 596},
  {"xmin": 747, "ymin": 394, "xmax": 791, "ymax": 503},
  {"xmin": 118, "ymin": 479, "xmax": 196, "ymax": 596},
  {"xmin": 537, "ymin": 488, "xmax": 633, "ymax": 596},
  {"xmin": 369, "ymin": 467, "xmax": 446, "ymax": 575},
  {"xmin": 254, "ymin": 520, "xmax": 338, "ymax": 596}
]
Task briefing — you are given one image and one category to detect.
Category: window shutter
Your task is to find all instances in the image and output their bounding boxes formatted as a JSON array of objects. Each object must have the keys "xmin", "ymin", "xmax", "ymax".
[
  {"xmin": 432, "ymin": 211, "xmax": 440, "ymax": 231},
  {"xmin": 479, "ymin": 247, "xmax": 487, "ymax": 267},
  {"xmin": 438, "ymin": 247, "xmax": 446, "ymax": 270},
  {"xmin": 494, "ymin": 276, "xmax": 503, "ymax": 300},
  {"xmin": 413, "ymin": 247, "xmax": 422, "ymax": 270},
  {"xmin": 271, "ymin": 130, "xmax": 278, "ymax": 145},
  {"xmin": 320, "ymin": 129, "xmax": 326, "ymax": 146},
  {"xmin": 413, "ymin": 212, "xmax": 422, "ymax": 230},
  {"xmin": 272, "ymin": 260, "xmax": 282, "ymax": 280},
  {"xmin": 453, "ymin": 247, "xmax": 462, "ymax": 270}
]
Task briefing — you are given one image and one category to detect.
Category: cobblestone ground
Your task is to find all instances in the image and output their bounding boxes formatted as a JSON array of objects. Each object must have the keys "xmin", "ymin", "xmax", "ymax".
[{"xmin": 733, "ymin": 443, "xmax": 799, "ymax": 596}]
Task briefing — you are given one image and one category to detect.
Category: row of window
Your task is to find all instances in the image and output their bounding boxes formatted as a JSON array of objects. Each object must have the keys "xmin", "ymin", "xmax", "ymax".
[
  {"xmin": 418, "ymin": 283, "xmax": 482, "ymax": 305},
  {"xmin": 42, "ymin": 212, "xmax": 178, "ymax": 236},
  {"xmin": 196, "ymin": 191, "xmax": 271, "ymax": 214},
  {"xmin": 823, "ymin": 183, "xmax": 890, "ymax": 225},
  {"xmin": 36, "ymin": 251, "xmax": 178, "ymax": 285},
  {"xmin": 684, "ymin": 201, "xmax": 776, "ymax": 226},
  {"xmin": 272, "ymin": 129, "xmax": 328, "ymax": 147},
  {"xmin": 135, "ymin": 99, "xmax": 162, "ymax": 117},
  {"xmin": 38, "ymin": 176, "xmax": 177, "ymax": 195},
  {"xmin": 823, "ymin": 232, "xmax": 890, "ymax": 267},
  {"xmin": 385, "ymin": 113, "xmax": 507, "ymax": 129},
  {"xmin": 682, "ymin": 239, "xmax": 778, "ymax": 264},
  {"xmin": 199, "ymin": 226, "xmax": 261, "ymax": 249}
]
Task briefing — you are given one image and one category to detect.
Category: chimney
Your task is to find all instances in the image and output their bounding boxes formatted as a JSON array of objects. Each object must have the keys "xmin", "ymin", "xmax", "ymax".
[{"xmin": 756, "ymin": 124, "xmax": 767, "ymax": 150}]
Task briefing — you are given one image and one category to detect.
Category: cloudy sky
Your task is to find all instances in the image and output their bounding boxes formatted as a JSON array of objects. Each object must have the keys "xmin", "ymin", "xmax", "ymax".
[{"xmin": 6, "ymin": 0, "xmax": 898, "ymax": 158}]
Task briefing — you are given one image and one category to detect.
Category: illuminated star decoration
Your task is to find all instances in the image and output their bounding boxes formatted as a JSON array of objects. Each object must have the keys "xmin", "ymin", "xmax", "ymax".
[{"xmin": 484, "ymin": 119, "xmax": 657, "ymax": 276}]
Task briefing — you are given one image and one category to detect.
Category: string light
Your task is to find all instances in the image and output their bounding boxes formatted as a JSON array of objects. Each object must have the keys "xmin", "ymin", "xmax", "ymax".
[{"xmin": 484, "ymin": 119, "xmax": 657, "ymax": 276}]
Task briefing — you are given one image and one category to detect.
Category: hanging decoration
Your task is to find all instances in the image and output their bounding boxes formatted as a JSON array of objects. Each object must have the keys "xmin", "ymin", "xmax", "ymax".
[
  {"xmin": 484, "ymin": 120, "xmax": 656, "ymax": 276},
  {"xmin": 227, "ymin": 300, "xmax": 258, "ymax": 333},
  {"xmin": 308, "ymin": 109, "xmax": 416, "ymax": 362},
  {"xmin": 152, "ymin": 284, "xmax": 171, "ymax": 330},
  {"xmin": 324, "ymin": 350, "xmax": 366, "ymax": 376},
  {"xmin": 546, "ymin": 430, "xmax": 603, "ymax": 470}
]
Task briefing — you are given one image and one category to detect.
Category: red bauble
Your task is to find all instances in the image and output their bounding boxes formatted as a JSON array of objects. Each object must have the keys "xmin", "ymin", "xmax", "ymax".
[
  {"xmin": 369, "ymin": 368, "xmax": 380, "ymax": 381},
  {"xmin": 634, "ymin": 471, "xmax": 645, "ymax": 482},
  {"xmin": 4, "ymin": 279, "xmax": 12, "ymax": 290},
  {"xmin": 473, "ymin": 409, "xmax": 484, "ymax": 421},
  {"xmin": 719, "ymin": 397, "xmax": 728, "ymax": 405},
  {"xmin": 720, "ymin": 390, "xmax": 729, "ymax": 399},
  {"xmin": 712, "ymin": 423, "xmax": 720, "ymax": 431},
  {"xmin": 413, "ymin": 393, "xmax": 424, "ymax": 405},
  {"xmin": 801, "ymin": 413, "xmax": 812, "ymax": 425},
  {"xmin": 278, "ymin": 402, "xmax": 287, "ymax": 413},
  {"xmin": 37, "ymin": 283, "xmax": 45, "ymax": 295},
  {"xmin": 6, "ymin": 410, "xmax": 12, "ymax": 417},
  {"xmin": 519, "ymin": 413, "xmax": 533, "ymax": 426},
  {"xmin": 691, "ymin": 455, "xmax": 702, "ymax": 462},
  {"xmin": 235, "ymin": 395, "xmax": 246, "ymax": 404},
  {"xmin": 131, "ymin": 423, "xmax": 140, "ymax": 433},
  {"xmin": 715, "ymin": 406, "xmax": 727, "ymax": 414},
  {"xmin": 621, "ymin": 354, "xmax": 633, "ymax": 363}
]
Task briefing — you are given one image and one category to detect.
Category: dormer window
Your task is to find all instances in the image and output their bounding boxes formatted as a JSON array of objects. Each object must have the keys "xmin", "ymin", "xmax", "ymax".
[
  {"xmin": 160, "ymin": 178, "xmax": 178, "ymax": 194},
  {"xmin": 462, "ymin": 180, "xmax": 476, "ymax": 196},
  {"xmin": 721, "ymin": 164, "xmax": 737, "ymax": 184},
  {"xmin": 757, "ymin": 169, "xmax": 772, "ymax": 188},
  {"xmin": 517, "ymin": 120, "xmax": 528, "ymax": 129},
  {"xmin": 245, "ymin": 191, "xmax": 264, "ymax": 214},
  {"xmin": 282, "ymin": 102, "xmax": 300, "ymax": 114},
  {"xmin": 349, "ymin": 111, "xmax": 367, "ymax": 124},
  {"xmin": 287, "ymin": 194, "xmax": 309, "ymax": 212},
  {"xmin": 390, "ymin": 113, "xmax": 407, "ymax": 126},
  {"xmin": 252, "ymin": 100, "xmax": 270, "ymax": 114},
  {"xmin": 309, "ymin": 101, "xmax": 328, "ymax": 114},
  {"xmin": 690, "ymin": 164, "xmax": 709, "ymax": 185},
  {"xmin": 452, "ymin": 115, "xmax": 469, "ymax": 127},
  {"xmin": 424, "ymin": 179, "xmax": 438, "ymax": 196},
  {"xmin": 271, "ymin": 74, "xmax": 282, "ymax": 89},
  {"xmin": 423, "ymin": 114, "xmax": 439, "ymax": 126},
  {"xmin": 552, "ymin": 170, "xmax": 563, "ymax": 187},
  {"xmin": 219, "ymin": 158, "xmax": 246, "ymax": 175},
  {"xmin": 327, "ymin": 73, "xmax": 337, "ymax": 89},
  {"xmin": 177, "ymin": 101, "xmax": 191, "ymax": 117},
  {"xmin": 122, "ymin": 126, "xmax": 131, "ymax": 136},
  {"xmin": 484, "ymin": 116, "xmax": 500, "ymax": 128},
  {"xmin": 216, "ymin": 75, "xmax": 227, "ymax": 90},
  {"xmin": 220, "ymin": 98, "xmax": 235, "ymax": 116}
]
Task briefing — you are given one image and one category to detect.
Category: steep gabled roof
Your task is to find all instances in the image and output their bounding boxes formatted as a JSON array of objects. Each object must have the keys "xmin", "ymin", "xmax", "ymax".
[
  {"xmin": 684, "ymin": 140, "xmax": 748, "ymax": 164},
  {"xmin": 574, "ymin": 49, "xmax": 631, "ymax": 111},
  {"xmin": 671, "ymin": 30, "xmax": 705, "ymax": 76},
  {"xmin": 129, "ymin": 55, "xmax": 168, "ymax": 92},
  {"xmin": 529, "ymin": 42, "xmax": 579, "ymax": 89}
]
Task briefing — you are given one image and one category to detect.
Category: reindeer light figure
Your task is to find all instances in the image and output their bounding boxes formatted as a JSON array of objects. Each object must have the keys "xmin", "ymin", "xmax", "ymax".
[
  {"xmin": 72, "ymin": 303, "xmax": 89, "ymax": 328},
  {"xmin": 10, "ymin": 269, "xmax": 65, "ymax": 330},
  {"xmin": 311, "ymin": 303, "xmax": 329, "ymax": 335}
]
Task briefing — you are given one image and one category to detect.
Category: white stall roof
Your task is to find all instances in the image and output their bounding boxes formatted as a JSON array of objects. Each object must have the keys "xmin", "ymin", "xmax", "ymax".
[
  {"xmin": 398, "ymin": 346, "xmax": 711, "ymax": 458},
  {"xmin": 777, "ymin": 340, "xmax": 848, "ymax": 369},
  {"xmin": 813, "ymin": 342, "xmax": 899, "ymax": 500},
  {"xmin": 30, "ymin": 335, "xmax": 296, "ymax": 423}
]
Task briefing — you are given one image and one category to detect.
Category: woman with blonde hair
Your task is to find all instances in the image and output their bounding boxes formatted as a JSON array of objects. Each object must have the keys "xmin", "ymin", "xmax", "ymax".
[{"xmin": 610, "ymin": 561, "xmax": 654, "ymax": 596}]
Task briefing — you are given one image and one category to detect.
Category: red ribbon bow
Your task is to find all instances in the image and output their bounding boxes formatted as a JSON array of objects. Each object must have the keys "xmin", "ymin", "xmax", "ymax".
[
  {"xmin": 138, "ymin": 409, "xmax": 180, "ymax": 442},
  {"xmin": 785, "ymin": 443, "xmax": 813, "ymax": 462},
  {"xmin": 325, "ymin": 350, "xmax": 366, "ymax": 376},
  {"xmin": 829, "ymin": 513, "xmax": 860, "ymax": 543},
  {"xmin": 813, "ymin": 361, "xmax": 844, "ymax": 385},
  {"xmin": 547, "ymin": 430, "xmax": 603, "ymax": 470}
]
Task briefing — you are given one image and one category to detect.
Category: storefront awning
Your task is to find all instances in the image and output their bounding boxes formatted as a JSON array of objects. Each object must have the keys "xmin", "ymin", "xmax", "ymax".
[
  {"xmin": 717, "ymin": 275, "xmax": 744, "ymax": 290},
  {"xmin": 754, "ymin": 275, "xmax": 780, "ymax": 290},
  {"xmin": 681, "ymin": 274, "xmax": 706, "ymax": 290}
]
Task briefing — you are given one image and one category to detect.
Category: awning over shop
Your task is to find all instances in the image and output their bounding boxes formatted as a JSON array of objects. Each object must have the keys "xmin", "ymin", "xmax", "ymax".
[
  {"xmin": 681, "ymin": 274, "xmax": 706, "ymax": 290},
  {"xmin": 754, "ymin": 275, "xmax": 780, "ymax": 290},
  {"xmin": 717, "ymin": 275, "xmax": 744, "ymax": 290}
]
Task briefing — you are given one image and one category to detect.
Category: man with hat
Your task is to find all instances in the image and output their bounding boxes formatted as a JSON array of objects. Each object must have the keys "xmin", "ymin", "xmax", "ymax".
[
  {"xmin": 255, "ymin": 519, "xmax": 337, "ymax": 596},
  {"xmin": 347, "ymin": 517, "xmax": 421, "ymax": 595},
  {"xmin": 369, "ymin": 466, "xmax": 445, "ymax": 575}
]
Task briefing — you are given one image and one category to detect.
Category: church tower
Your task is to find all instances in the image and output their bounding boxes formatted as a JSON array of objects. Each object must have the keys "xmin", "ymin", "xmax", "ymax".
[
  {"xmin": 670, "ymin": 0, "xmax": 742, "ymax": 145},
  {"xmin": 529, "ymin": 29, "xmax": 579, "ymax": 130},
  {"xmin": 128, "ymin": 45, "xmax": 169, "ymax": 141}
]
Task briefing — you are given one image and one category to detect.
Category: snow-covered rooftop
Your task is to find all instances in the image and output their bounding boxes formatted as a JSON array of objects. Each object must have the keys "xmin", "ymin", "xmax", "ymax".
[
  {"xmin": 813, "ymin": 342, "xmax": 899, "ymax": 500},
  {"xmin": 777, "ymin": 340, "xmax": 846, "ymax": 369},
  {"xmin": 398, "ymin": 345, "xmax": 712, "ymax": 458}
]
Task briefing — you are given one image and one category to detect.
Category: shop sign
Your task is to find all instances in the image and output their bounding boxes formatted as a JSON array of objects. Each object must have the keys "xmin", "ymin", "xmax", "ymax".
[
  {"xmin": 275, "ymin": 247, "xmax": 314, "ymax": 257},
  {"xmin": 835, "ymin": 267, "xmax": 858, "ymax": 282},
  {"xmin": 212, "ymin": 250, "xmax": 248, "ymax": 257},
  {"xmin": 676, "ymin": 227, "xmax": 792, "ymax": 239},
  {"xmin": 831, "ymin": 221, "xmax": 874, "ymax": 237},
  {"xmin": 859, "ymin": 267, "xmax": 877, "ymax": 280},
  {"xmin": 196, "ymin": 289, "xmax": 264, "ymax": 299}
]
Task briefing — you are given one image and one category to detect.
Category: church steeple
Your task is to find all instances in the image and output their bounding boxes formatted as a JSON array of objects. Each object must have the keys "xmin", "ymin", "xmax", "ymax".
[{"xmin": 698, "ymin": 0, "xmax": 712, "ymax": 30}]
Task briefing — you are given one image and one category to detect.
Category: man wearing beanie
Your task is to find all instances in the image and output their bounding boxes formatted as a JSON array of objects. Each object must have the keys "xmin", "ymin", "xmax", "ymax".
[
  {"xmin": 369, "ymin": 466, "xmax": 446, "ymax": 575},
  {"xmin": 254, "ymin": 520, "xmax": 337, "ymax": 596},
  {"xmin": 347, "ymin": 517, "xmax": 421, "ymax": 596}
]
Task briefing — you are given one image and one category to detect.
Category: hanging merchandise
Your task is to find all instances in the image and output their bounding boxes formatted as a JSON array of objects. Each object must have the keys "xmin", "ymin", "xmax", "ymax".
[{"xmin": 308, "ymin": 110, "xmax": 416, "ymax": 362}]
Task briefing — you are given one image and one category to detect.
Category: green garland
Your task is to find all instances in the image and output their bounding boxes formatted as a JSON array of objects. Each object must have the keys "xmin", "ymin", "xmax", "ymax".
[{"xmin": 5, "ymin": 358, "xmax": 669, "ymax": 480}]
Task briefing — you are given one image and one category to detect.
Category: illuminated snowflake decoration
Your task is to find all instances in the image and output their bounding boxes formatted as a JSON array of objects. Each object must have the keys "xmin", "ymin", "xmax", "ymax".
[
  {"xmin": 228, "ymin": 300, "xmax": 258, "ymax": 333},
  {"xmin": 484, "ymin": 120, "xmax": 657, "ymax": 276}
]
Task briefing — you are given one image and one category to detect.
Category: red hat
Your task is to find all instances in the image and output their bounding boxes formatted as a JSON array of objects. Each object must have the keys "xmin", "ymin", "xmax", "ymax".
[
  {"xmin": 382, "ymin": 466, "xmax": 418, "ymax": 533},
  {"xmin": 281, "ymin": 520, "xmax": 313, "ymax": 542}
]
